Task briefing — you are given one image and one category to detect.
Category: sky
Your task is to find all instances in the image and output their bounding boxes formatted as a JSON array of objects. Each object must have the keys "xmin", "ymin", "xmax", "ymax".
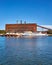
[{"xmin": 0, "ymin": 0, "xmax": 52, "ymax": 30}]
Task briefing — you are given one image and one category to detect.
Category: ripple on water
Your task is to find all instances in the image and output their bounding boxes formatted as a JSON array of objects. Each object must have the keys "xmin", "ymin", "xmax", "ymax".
[{"xmin": 0, "ymin": 36, "xmax": 52, "ymax": 65}]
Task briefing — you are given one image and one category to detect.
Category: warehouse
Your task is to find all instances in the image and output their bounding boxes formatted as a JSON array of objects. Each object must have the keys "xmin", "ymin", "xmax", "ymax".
[{"xmin": 5, "ymin": 23, "xmax": 37, "ymax": 33}]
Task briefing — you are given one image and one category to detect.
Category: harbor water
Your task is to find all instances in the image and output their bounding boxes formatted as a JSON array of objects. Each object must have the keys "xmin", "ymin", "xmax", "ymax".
[{"xmin": 0, "ymin": 36, "xmax": 52, "ymax": 65}]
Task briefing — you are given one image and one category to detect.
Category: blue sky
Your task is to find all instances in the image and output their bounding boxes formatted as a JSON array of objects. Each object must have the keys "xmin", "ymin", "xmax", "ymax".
[{"xmin": 0, "ymin": 0, "xmax": 52, "ymax": 30}]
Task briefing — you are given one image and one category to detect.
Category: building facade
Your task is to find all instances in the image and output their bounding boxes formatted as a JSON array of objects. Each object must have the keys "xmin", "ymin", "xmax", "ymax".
[{"xmin": 5, "ymin": 24, "xmax": 37, "ymax": 33}]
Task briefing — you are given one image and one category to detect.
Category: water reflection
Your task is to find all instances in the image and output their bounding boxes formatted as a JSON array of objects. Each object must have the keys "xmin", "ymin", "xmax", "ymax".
[{"xmin": 0, "ymin": 36, "xmax": 52, "ymax": 65}]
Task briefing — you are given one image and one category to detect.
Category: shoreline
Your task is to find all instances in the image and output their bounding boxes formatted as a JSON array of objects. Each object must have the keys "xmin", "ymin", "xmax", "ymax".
[{"xmin": 0, "ymin": 33, "xmax": 51, "ymax": 37}]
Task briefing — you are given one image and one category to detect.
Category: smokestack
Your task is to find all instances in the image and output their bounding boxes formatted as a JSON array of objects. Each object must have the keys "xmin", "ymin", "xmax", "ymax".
[
  {"xmin": 16, "ymin": 20, "xmax": 18, "ymax": 24},
  {"xmin": 20, "ymin": 20, "xmax": 22, "ymax": 24},
  {"xmin": 24, "ymin": 21, "xmax": 26, "ymax": 24}
]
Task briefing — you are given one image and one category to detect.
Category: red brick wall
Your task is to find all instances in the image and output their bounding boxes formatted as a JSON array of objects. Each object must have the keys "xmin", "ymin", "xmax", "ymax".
[{"xmin": 5, "ymin": 24, "xmax": 37, "ymax": 33}]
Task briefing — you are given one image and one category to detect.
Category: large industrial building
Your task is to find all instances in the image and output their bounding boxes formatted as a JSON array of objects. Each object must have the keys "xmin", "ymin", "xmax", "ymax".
[{"xmin": 5, "ymin": 23, "xmax": 37, "ymax": 33}]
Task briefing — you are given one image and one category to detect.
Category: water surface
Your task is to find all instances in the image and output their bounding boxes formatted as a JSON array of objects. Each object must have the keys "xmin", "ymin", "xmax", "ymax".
[{"xmin": 0, "ymin": 36, "xmax": 52, "ymax": 65}]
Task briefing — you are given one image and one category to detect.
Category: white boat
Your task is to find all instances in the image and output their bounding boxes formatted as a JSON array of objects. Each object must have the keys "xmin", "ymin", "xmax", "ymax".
[
  {"xmin": 34, "ymin": 32, "xmax": 48, "ymax": 36},
  {"xmin": 22, "ymin": 31, "xmax": 48, "ymax": 37}
]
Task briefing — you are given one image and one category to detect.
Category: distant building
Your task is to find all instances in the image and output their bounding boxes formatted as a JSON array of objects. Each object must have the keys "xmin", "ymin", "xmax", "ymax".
[{"xmin": 5, "ymin": 23, "xmax": 37, "ymax": 33}]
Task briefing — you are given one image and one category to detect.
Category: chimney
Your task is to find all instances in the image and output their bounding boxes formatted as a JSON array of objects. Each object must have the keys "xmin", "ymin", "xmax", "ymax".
[
  {"xmin": 20, "ymin": 20, "xmax": 22, "ymax": 24},
  {"xmin": 16, "ymin": 20, "xmax": 18, "ymax": 24},
  {"xmin": 24, "ymin": 21, "xmax": 26, "ymax": 24}
]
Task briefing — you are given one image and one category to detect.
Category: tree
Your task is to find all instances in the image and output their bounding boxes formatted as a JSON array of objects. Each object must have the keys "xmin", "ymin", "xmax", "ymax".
[{"xmin": 0, "ymin": 30, "xmax": 6, "ymax": 34}]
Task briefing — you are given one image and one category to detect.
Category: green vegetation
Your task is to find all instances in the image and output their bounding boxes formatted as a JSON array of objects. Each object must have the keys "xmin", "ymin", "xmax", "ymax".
[{"xmin": 0, "ymin": 30, "xmax": 6, "ymax": 34}]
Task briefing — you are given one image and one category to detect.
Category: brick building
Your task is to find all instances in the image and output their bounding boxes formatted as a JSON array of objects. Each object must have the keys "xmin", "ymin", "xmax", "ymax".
[{"xmin": 5, "ymin": 23, "xmax": 37, "ymax": 33}]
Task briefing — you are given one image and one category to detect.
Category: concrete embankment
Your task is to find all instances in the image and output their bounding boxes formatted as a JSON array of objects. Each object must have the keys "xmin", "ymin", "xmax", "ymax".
[
  {"xmin": 0, "ymin": 34, "xmax": 18, "ymax": 37},
  {"xmin": 0, "ymin": 33, "xmax": 23, "ymax": 37}
]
